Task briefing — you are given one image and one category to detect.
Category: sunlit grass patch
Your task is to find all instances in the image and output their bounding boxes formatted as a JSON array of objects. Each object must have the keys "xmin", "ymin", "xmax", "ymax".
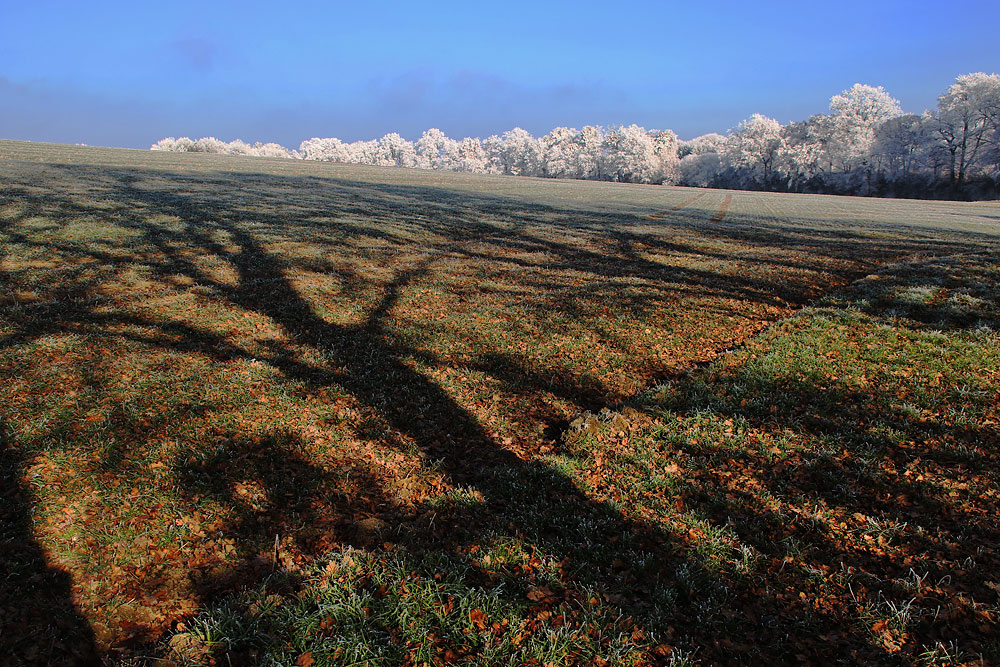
[
  {"xmin": 163, "ymin": 548, "xmax": 667, "ymax": 667},
  {"xmin": 56, "ymin": 218, "xmax": 144, "ymax": 244}
]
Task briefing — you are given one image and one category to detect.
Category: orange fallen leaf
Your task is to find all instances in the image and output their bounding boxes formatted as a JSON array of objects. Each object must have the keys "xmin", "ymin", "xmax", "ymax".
[{"xmin": 470, "ymin": 608, "xmax": 489, "ymax": 631}]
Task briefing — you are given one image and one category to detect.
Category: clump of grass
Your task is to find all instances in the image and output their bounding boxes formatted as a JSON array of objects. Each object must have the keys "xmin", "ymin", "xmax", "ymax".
[
  {"xmin": 918, "ymin": 640, "xmax": 973, "ymax": 666},
  {"xmin": 160, "ymin": 549, "xmax": 660, "ymax": 666}
]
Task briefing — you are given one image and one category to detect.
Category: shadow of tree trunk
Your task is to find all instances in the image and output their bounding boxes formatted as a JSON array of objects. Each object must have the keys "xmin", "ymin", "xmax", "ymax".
[{"xmin": 0, "ymin": 419, "xmax": 99, "ymax": 665}]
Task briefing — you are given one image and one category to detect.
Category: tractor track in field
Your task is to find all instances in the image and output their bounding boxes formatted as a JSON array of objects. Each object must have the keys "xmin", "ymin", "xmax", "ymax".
[
  {"xmin": 710, "ymin": 193, "xmax": 733, "ymax": 222},
  {"xmin": 647, "ymin": 191, "xmax": 732, "ymax": 224},
  {"xmin": 646, "ymin": 192, "xmax": 706, "ymax": 219}
]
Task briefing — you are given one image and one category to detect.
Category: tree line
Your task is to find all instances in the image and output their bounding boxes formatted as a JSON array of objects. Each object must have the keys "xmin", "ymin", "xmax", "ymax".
[{"xmin": 151, "ymin": 72, "xmax": 1000, "ymax": 200}]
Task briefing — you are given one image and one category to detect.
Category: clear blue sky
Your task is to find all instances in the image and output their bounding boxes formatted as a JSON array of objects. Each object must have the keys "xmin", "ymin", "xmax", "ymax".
[{"xmin": 2, "ymin": 0, "xmax": 998, "ymax": 148}]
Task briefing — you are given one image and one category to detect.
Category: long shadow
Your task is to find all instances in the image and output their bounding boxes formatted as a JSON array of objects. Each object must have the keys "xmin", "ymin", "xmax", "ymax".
[
  {"xmin": 110, "ymin": 172, "xmax": 973, "ymax": 662},
  {"xmin": 94, "ymin": 175, "xmax": 718, "ymax": 653},
  {"xmin": 0, "ymin": 189, "xmax": 99, "ymax": 663},
  {"xmin": 171, "ymin": 430, "xmax": 402, "ymax": 598},
  {"xmin": 2, "ymin": 160, "xmax": 999, "ymax": 663},
  {"xmin": 0, "ymin": 419, "xmax": 98, "ymax": 665}
]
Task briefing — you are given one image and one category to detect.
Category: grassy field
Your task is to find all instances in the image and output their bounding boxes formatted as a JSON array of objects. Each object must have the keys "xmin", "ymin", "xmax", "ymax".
[{"xmin": 1, "ymin": 139, "xmax": 998, "ymax": 666}]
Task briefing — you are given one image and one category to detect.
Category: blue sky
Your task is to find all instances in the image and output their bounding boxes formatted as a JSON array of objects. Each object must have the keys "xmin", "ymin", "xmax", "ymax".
[{"xmin": 2, "ymin": 0, "xmax": 998, "ymax": 148}]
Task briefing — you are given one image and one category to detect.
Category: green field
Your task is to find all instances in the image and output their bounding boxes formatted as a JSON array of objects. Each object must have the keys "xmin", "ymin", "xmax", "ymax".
[{"xmin": 1, "ymin": 140, "xmax": 998, "ymax": 666}]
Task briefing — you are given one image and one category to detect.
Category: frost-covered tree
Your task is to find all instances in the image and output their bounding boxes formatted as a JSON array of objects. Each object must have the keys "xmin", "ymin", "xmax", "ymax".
[
  {"xmin": 603, "ymin": 125, "xmax": 648, "ymax": 183},
  {"xmin": 151, "ymin": 136, "xmax": 294, "ymax": 158},
  {"xmin": 494, "ymin": 128, "xmax": 543, "ymax": 176},
  {"xmin": 151, "ymin": 137, "xmax": 194, "ymax": 152},
  {"xmin": 828, "ymin": 84, "xmax": 903, "ymax": 174},
  {"xmin": 448, "ymin": 137, "xmax": 489, "ymax": 173},
  {"xmin": 540, "ymin": 126, "xmax": 582, "ymax": 179},
  {"xmin": 602, "ymin": 125, "xmax": 674, "ymax": 184},
  {"xmin": 481, "ymin": 135, "xmax": 505, "ymax": 175},
  {"xmin": 575, "ymin": 125, "xmax": 606, "ymax": 180},
  {"xmin": 778, "ymin": 116, "xmax": 833, "ymax": 187},
  {"xmin": 415, "ymin": 128, "xmax": 457, "ymax": 170},
  {"xmin": 678, "ymin": 152, "xmax": 723, "ymax": 187},
  {"xmin": 149, "ymin": 72, "xmax": 1000, "ymax": 198},
  {"xmin": 300, "ymin": 137, "xmax": 353, "ymax": 162},
  {"xmin": 723, "ymin": 114, "xmax": 785, "ymax": 184},
  {"xmin": 252, "ymin": 142, "xmax": 295, "ymax": 158},
  {"xmin": 372, "ymin": 132, "xmax": 418, "ymax": 168},
  {"xmin": 653, "ymin": 129, "xmax": 680, "ymax": 184},
  {"xmin": 226, "ymin": 139, "xmax": 253, "ymax": 156},
  {"xmin": 194, "ymin": 137, "xmax": 229, "ymax": 153},
  {"xmin": 348, "ymin": 139, "xmax": 381, "ymax": 165},
  {"xmin": 678, "ymin": 133, "xmax": 726, "ymax": 158},
  {"xmin": 934, "ymin": 72, "xmax": 1000, "ymax": 184},
  {"xmin": 871, "ymin": 114, "xmax": 935, "ymax": 181}
]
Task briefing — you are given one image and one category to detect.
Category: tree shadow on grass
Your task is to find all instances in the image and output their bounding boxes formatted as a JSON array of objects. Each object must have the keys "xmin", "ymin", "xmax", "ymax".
[
  {"xmin": 0, "ymin": 420, "xmax": 98, "ymax": 665},
  {"xmin": 170, "ymin": 430, "xmax": 401, "ymax": 595},
  {"xmin": 121, "ymin": 172, "xmax": 986, "ymax": 662},
  {"xmin": 1, "ymin": 161, "xmax": 998, "ymax": 663}
]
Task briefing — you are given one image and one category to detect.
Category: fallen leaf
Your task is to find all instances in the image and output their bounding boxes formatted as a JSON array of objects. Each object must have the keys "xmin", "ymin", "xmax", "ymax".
[
  {"xmin": 470, "ymin": 608, "xmax": 489, "ymax": 631},
  {"xmin": 527, "ymin": 586, "xmax": 554, "ymax": 601}
]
